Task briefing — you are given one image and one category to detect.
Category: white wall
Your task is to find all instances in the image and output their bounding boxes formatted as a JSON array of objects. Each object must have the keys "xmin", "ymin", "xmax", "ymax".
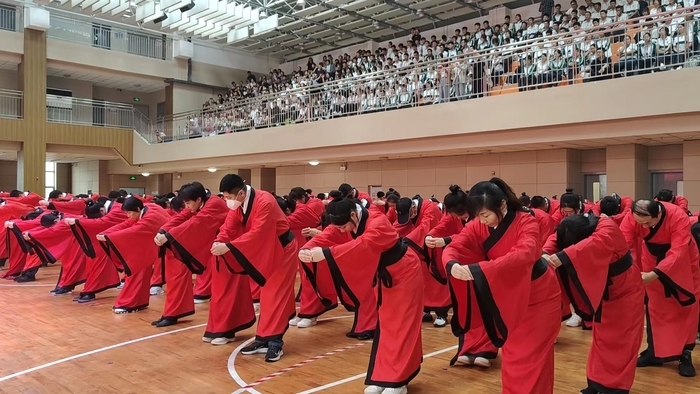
[{"xmin": 72, "ymin": 160, "xmax": 100, "ymax": 194}]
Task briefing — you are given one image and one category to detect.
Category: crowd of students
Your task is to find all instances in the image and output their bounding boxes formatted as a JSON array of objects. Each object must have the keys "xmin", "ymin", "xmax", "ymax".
[
  {"xmin": 164, "ymin": 2, "xmax": 700, "ymax": 141},
  {"xmin": 1, "ymin": 178, "xmax": 699, "ymax": 394}
]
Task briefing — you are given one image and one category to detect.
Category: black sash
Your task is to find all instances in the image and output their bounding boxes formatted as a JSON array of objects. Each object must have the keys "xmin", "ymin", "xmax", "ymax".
[
  {"xmin": 374, "ymin": 238, "xmax": 409, "ymax": 306},
  {"xmin": 594, "ymin": 251, "xmax": 633, "ymax": 322},
  {"xmin": 278, "ymin": 229, "xmax": 294, "ymax": 248}
]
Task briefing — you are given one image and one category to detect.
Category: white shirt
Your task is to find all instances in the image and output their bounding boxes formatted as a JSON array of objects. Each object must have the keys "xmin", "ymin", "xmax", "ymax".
[{"xmin": 242, "ymin": 185, "xmax": 252, "ymax": 214}]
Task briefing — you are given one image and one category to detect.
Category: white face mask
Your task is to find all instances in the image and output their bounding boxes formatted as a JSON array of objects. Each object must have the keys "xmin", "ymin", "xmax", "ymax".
[{"xmin": 227, "ymin": 199, "xmax": 242, "ymax": 210}]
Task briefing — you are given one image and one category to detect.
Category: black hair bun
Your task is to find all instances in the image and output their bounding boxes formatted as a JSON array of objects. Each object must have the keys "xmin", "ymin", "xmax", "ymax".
[
  {"xmin": 565, "ymin": 188, "xmax": 574, "ymax": 193},
  {"xmin": 448, "ymin": 184, "xmax": 461, "ymax": 194},
  {"xmin": 329, "ymin": 190, "xmax": 344, "ymax": 202},
  {"xmin": 521, "ymin": 192, "xmax": 527, "ymax": 196}
]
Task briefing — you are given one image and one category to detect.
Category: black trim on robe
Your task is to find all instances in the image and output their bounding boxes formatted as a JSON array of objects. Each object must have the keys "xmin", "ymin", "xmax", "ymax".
[
  {"xmin": 297, "ymin": 261, "xmax": 338, "ymax": 319},
  {"xmin": 427, "ymin": 248, "xmax": 448, "ymax": 285},
  {"xmin": 364, "ymin": 313, "xmax": 422, "ymax": 388},
  {"xmin": 163, "ymin": 231, "xmax": 206, "ymax": 275},
  {"xmin": 25, "ymin": 235, "xmax": 57, "ymax": 266},
  {"xmin": 71, "ymin": 221, "xmax": 97, "ymax": 258},
  {"xmin": 482, "ymin": 209, "xmax": 516, "ymax": 254},
  {"xmin": 102, "ymin": 235, "xmax": 132, "ymax": 276},
  {"xmin": 556, "ymin": 251, "xmax": 596, "ymax": 319},
  {"xmin": 586, "ymin": 378, "xmax": 630, "ymax": 394},
  {"xmin": 321, "ymin": 247, "xmax": 369, "ymax": 338},
  {"xmin": 469, "ymin": 262, "xmax": 508, "ymax": 347},
  {"xmin": 350, "ymin": 207, "xmax": 369, "ymax": 238},
  {"xmin": 203, "ymin": 317, "xmax": 257, "ymax": 340},
  {"xmin": 443, "ymin": 236, "xmax": 452, "ymax": 246}
]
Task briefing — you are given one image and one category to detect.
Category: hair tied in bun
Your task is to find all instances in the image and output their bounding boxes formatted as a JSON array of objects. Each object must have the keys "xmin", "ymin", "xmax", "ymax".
[{"xmin": 448, "ymin": 184, "xmax": 462, "ymax": 194}]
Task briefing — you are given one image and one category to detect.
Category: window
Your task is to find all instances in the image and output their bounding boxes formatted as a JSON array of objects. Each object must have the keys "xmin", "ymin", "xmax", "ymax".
[{"xmin": 45, "ymin": 162, "xmax": 56, "ymax": 198}]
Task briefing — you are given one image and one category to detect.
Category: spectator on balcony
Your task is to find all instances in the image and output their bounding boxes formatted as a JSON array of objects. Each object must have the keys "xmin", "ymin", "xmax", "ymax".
[
  {"xmin": 615, "ymin": 35, "xmax": 640, "ymax": 75},
  {"xmin": 624, "ymin": 0, "xmax": 641, "ymax": 17},
  {"xmin": 586, "ymin": 47, "xmax": 613, "ymax": 81}
]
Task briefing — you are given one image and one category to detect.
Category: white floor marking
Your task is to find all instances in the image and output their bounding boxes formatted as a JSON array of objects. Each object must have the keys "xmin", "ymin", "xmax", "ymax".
[
  {"xmin": 228, "ymin": 314, "xmax": 355, "ymax": 394},
  {"xmin": 295, "ymin": 345, "xmax": 459, "ymax": 394},
  {"xmin": 0, "ymin": 284, "xmax": 56, "ymax": 287},
  {"xmin": 0, "ymin": 323, "xmax": 208, "ymax": 382}
]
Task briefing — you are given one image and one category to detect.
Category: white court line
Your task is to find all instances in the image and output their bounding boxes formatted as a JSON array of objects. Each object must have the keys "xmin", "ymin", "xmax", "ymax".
[
  {"xmin": 228, "ymin": 315, "xmax": 355, "ymax": 394},
  {"xmin": 295, "ymin": 345, "xmax": 459, "ymax": 394},
  {"xmin": 0, "ymin": 283, "xmax": 56, "ymax": 287},
  {"xmin": 0, "ymin": 323, "xmax": 207, "ymax": 382}
]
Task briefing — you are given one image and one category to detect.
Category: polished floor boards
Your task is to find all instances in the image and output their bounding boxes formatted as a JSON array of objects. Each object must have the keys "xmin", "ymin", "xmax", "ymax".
[{"xmin": 0, "ymin": 264, "xmax": 698, "ymax": 394}]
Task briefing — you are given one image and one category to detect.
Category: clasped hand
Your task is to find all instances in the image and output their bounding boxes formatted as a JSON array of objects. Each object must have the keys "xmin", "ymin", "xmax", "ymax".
[
  {"xmin": 298, "ymin": 247, "xmax": 324, "ymax": 263},
  {"xmin": 153, "ymin": 233, "xmax": 167, "ymax": 246},
  {"xmin": 210, "ymin": 242, "xmax": 229, "ymax": 256},
  {"xmin": 450, "ymin": 263, "xmax": 473, "ymax": 281},
  {"xmin": 425, "ymin": 236, "xmax": 445, "ymax": 248},
  {"xmin": 542, "ymin": 254, "xmax": 562, "ymax": 269}
]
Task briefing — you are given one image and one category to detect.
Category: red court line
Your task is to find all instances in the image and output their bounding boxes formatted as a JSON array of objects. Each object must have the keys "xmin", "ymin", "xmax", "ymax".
[{"xmin": 241, "ymin": 342, "xmax": 366, "ymax": 389}]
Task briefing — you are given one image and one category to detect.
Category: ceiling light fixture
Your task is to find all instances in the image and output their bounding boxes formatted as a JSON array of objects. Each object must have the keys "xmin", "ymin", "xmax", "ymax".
[
  {"xmin": 141, "ymin": 172, "xmax": 150, "ymax": 177},
  {"xmin": 207, "ymin": 167, "xmax": 217, "ymax": 172},
  {"xmin": 308, "ymin": 160, "xmax": 319, "ymax": 166}
]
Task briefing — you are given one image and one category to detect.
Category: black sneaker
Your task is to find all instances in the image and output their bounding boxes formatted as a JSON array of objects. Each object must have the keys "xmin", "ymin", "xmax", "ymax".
[
  {"xmin": 679, "ymin": 350, "xmax": 696, "ymax": 377},
  {"xmin": 14, "ymin": 274, "xmax": 35, "ymax": 283},
  {"xmin": 241, "ymin": 340, "xmax": 268, "ymax": 355},
  {"xmin": 77, "ymin": 294, "xmax": 96, "ymax": 303},
  {"xmin": 265, "ymin": 343, "xmax": 283, "ymax": 362},
  {"xmin": 154, "ymin": 318, "xmax": 178, "ymax": 327},
  {"xmin": 636, "ymin": 349, "xmax": 663, "ymax": 367},
  {"xmin": 422, "ymin": 312, "xmax": 433, "ymax": 322},
  {"xmin": 53, "ymin": 287, "xmax": 73, "ymax": 296}
]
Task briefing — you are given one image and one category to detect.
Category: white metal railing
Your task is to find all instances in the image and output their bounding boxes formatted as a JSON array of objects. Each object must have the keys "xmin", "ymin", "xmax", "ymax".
[
  {"xmin": 145, "ymin": 5, "xmax": 700, "ymax": 143},
  {"xmin": 46, "ymin": 96, "xmax": 147, "ymax": 131},
  {"xmin": 0, "ymin": 3, "xmax": 20, "ymax": 32},
  {"xmin": 47, "ymin": 13, "xmax": 173, "ymax": 60},
  {"xmin": 0, "ymin": 88, "xmax": 22, "ymax": 119}
]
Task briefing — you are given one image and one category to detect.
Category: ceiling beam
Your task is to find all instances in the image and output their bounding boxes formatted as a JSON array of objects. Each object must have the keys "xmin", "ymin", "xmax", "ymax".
[
  {"xmin": 383, "ymin": 0, "xmax": 443, "ymax": 23},
  {"xmin": 306, "ymin": 0, "xmax": 404, "ymax": 31}
]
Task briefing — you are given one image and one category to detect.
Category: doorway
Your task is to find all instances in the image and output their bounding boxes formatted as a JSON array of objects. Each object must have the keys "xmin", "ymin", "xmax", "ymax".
[{"xmin": 583, "ymin": 174, "xmax": 607, "ymax": 202}]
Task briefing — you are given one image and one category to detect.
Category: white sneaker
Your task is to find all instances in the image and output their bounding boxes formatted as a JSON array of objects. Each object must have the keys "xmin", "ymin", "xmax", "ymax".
[
  {"xmin": 194, "ymin": 298, "xmax": 210, "ymax": 304},
  {"xmin": 253, "ymin": 302, "xmax": 260, "ymax": 312},
  {"xmin": 211, "ymin": 337, "xmax": 234, "ymax": 345},
  {"xmin": 202, "ymin": 337, "xmax": 213, "ymax": 343},
  {"xmin": 433, "ymin": 316, "xmax": 447, "ymax": 327},
  {"xmin": 383, "ymin": 387, "xmax": 407, "ymax": 394},
  {"xmin": 473, "ymin": 357, "xmax": 491, "ymax": 367},
  {"xmin": 289, "ymin": 316, "xmax": 301, "ymax": 326},
  {"xmin": 297, "ymin": 317, "xmax": 317, "ymax": 328},
  {"xmin": 113, "ymin": 308, "xmax": 128, "ymax": 314},
  {"xmin": 149, "ymin": 286, "xmax": 164, "ymax": 296},
  {"xmin": 116, "ymin": 281, "xmax": 124, "ymax": 290},
  {"xmin": 566, "ymin": 313, "xmax": 582, "ymax": 327},
  {"xmin": 364, "ymin": 386, "xmax": 385, "ymax": 394},
  {"xmin": 455, "ymin": 355, "xmax": 473, "ymax": 365}
]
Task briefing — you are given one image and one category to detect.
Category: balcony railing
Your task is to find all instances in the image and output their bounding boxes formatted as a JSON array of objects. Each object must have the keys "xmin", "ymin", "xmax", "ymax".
[
  {"xmin": 145, "ymin": 5, "xmax": 700, "ymax": 144},
  {"xmin": 0, "ymin": 3, "xmax": 20, "ymax": 32},
  {"xmin": 47, "ymin": 13, "xmax": 173, "ymax": 61},
  {"xmin": 0, "ymin": 88, "xmax": 22, "ymax": 119},
  {"xmin": 46, "ymin": 96, "xmax": 148, "ymax": 133}
]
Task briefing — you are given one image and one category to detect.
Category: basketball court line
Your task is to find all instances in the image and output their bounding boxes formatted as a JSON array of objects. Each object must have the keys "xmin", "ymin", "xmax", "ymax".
[
  {"xmin": 0, "ymin": 322, "xmax": 208, "ymax": 382},
  {"xmin": 295, "ymin": 345, "xmax": 459, "ymax": 394},
  {"xmin": 228, "ymin": 314, "xmax": 355, "ymax": 394}
]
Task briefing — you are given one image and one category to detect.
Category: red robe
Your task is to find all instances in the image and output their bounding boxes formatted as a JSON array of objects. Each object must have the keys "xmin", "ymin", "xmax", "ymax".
[
  {"xmin": 160, "ymin": 195, "xmax": 229, "ymax": 274},
  {"xmin": 49, "ymin": 199, "xmax": 87, "ymax": 216},
  {"xmin": 303, "ymin": 226, "xmax": 378, "ymax": 338},
  {"xmin": 159, "ymin": 207, "xmax": 196, "ymax": 320},
  {"xmin": 443, "ymin": 210, "xmax": 560, "ymax": 394},
  {"xmin": 204, "ymin": 212, "xmax": 257, "ymax": 340},
  {"xmin": 319, "ymin": 207, "xmax": 423, "ymax": 388},
  {"xmin": 27, "ymin": 219, "xmax": 87, "ymax": 289},
  {"xmin": 394, "ymin": 198, "xmax": 446, "ymax": 314},
  {"xmin": 2, "ymin": 215, "xmax": 48, "ymax": 277},
  {"xmin": 620, "ymin": 202, "xmax": 700, "ymax": 360},
  {"xmin": 0, "ymin": 202, "xmax": 38, "ymax": 264},
  {"xmin": 288, "ymin": 198, "xmax": 335, "ymax": 319},
  {"xmin": 101, "ymin": 204, "xmax": 171, "ymax": 311},
  {"xmin": 68, "ymin": 204, "xmax": 126, "ymax": 296},
  {"xmin": 535, "ymin": 197, "xmax": 560, "ymax": 217},
  {"xmin": 543, "ymin": 217, "xmax": 644, "ymax": 392},
  {"xmin": 224, "ymin": 187, "xmax": 297, "ymax": 341}
]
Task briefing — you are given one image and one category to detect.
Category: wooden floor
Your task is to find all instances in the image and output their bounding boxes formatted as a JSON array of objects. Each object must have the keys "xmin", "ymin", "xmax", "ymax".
[{"xmin": 1, "ymin": 265, "xmax": 698, "ymax": 394}]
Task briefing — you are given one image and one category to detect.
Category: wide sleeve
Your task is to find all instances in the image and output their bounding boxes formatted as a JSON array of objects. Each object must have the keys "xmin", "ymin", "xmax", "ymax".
[
  {"xmin": 71, "ymin": 212, "xmax": 129, "ymax": 258},
  {"xmin": 48, "ymin": 200, "xmax": 86, "ymax": 216},
  {"xmin": 287, "ymin": 205, "xmax": 322, "ymax": 231},
  {"xmin": 225, "ymin": 198, "xmax": 285, "ymax": 287},
  {"xmin": 26, "ymin": 223, "xmax": 77, "ymax": 266},
  {"xmin": 676, "ymin": 196, "xmax": 689, "ymax": 212},
  {"xmin": 163, "ymin": 198, "xmax": 228, "ymax": 274},
  {"xmin": 652, "ymin": 211, "xmax": 696, "ymax": 305},
  {"xmin": 451, "ymin": 215, "xmax": 541, "ymax": 347},
  {"xmin": 554, "ymin": 218, "xmax": 623, "ymax": 316},
  {"xmin": 619, "ymin": 212, "xmax": 640, "ymax": 261},
  {"xmin": 301, "ymin": 226, "xmax": 347, "ymax": 249},
  {"xmin": 102, "ymin": 213, "xmax": 167, "ymax": 276},
  {"xmin": 160, "ymin": 209, "xmax": 195, "ymax": 232},
  {"xmin": 216, "ymin": 210, "xmax": 240, "ymax": 243}
]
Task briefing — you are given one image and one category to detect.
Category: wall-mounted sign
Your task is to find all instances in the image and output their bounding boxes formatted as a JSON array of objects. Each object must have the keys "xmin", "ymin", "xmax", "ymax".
[
  {"xmin": 129, "ymin": 176, "xmax": 137, "ymax": 181},
  {"xmin": 133, "ymin": 97, "xmax": 141, "ymax": 102}
]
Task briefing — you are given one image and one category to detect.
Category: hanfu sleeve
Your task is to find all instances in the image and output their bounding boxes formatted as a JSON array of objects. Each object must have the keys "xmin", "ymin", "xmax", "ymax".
[
  {"xmin": 26, "ymin": 223, "xmax": 76, "ymax": 265},
  {"xmin": 226, "ymin": 198, "xmax": 284, "ymax": 287},
  {"xmin": 542, "ymin": 232, "xmax": 559, "ymax": 255},
  {"xmin": 71, "ymin": 213, "xmax": 128, "ymax": 258},
  {"xmin": 675, "ymin": 196, "xmax": 689, "ymax": 212},
  {"xmin": 619, "ymin": 212, "xmax": 641, "ymax": 263},
  {"xmin": 287, "ymin": 205, "xmax": 322, "ymax": 231},
  {"xmin": 103, "ymin": 215, "xmax": 165, "ymax": 276},
  {"xmin": 554, "ymin": 218, "xmax": 623, "ymax": 315},
  {"xmin": 162, "ymin": 198, "xmax": 228, "ymax": 274},
  {"xmin": 652, "ymin": 211, "xmax": 696, "ymax": 305},
  {"xmin": 48, "ymin": 200, "xmax": 86, "ymax": 216}
]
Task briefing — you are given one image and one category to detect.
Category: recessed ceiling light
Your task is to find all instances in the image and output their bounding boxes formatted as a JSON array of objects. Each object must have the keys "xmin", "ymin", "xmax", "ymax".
[
  {"xmin": 308, "ymin": 160, "xmax": 319, "ymax": 166},
  {"xmin": 207, "ymin": 167, "xmax": 217, "ymax": 172},
  {"xmin": 141, "ymin": 172, "xmax": 150, "ymax": 177}
]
